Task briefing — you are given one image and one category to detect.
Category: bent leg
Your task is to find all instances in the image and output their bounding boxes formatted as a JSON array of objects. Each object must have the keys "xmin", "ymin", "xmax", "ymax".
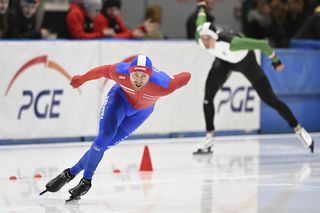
[
  {"xmin": 70, "ymin": 91, "xmax": 126, "ymax": 179},
  {"xmin": 252, "ymin": 76, "xmax": 298, "ymax": 128},
  {"xmin": 108, "ymin": 105, "xmax": 154, "ymax": 147}
]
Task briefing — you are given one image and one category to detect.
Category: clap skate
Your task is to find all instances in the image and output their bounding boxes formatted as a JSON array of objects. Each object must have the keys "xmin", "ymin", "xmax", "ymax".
[
  {"xmin": 193, "ymin": 137, "xmax": 215, "ymax": 155},
  {"xmin": 66, "ymin": 178, "xmax": 92, "ymax": 202},
  {"xmin": 296, "ymin": 128, "xmax": 314, "ymax": 153},
  {"xmin": 39, "ymin": 168, "xmax": 75, "ymax": 195}
]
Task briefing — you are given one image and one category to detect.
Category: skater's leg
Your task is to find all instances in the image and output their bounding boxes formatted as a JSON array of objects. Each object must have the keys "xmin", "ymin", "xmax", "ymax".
[
  {"xmin": 108, "ymin": 105, "xmax": 154, "ymax": 146},
  {"xmin": 83, "ymin": 104, "xmax": 153, "ymax": 180},
  {"xmin": 238, "ymin": 52, "xmax": 314, "ymax": 153},
  {"xmin": 195, "ymin": 59, "xmax": 231, "ymax": 154},
  {"xmin": 252, "ymin": 76, "xmax": 298, "ymax": 128},
  {"xmin": 81, "ymin": 92, "xmax": 127, "ymax": 180},
  {"xmin": 252, "ymin": 76, "xmax": 314, "ymax": 152},
  {"xmin": 203, "ymin": 59, "xmax": 231, "ymax": 133},
  {"xmin": 68, "ymin": 105, "xmax": 154, "ymax": 200},
  {"xmin": 69, "ymin": 150, "xmax": 90, "ymax": 176}
]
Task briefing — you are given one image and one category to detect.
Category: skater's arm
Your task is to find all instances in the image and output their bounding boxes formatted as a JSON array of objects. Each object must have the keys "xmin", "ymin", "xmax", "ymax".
[
  {"xmin": 230, "ymin": 37, "xmax": 284, "ymax": 71},
  {"xmin": 230, "ymin": 37, "xmax": 274, "ymax": 55},
  {"xmin": 70, "ymin": 65, "xmax": 113, "ymax": 88},
  {"xmin": 167, "ymin": 72, "xmax": 192, "ymax": 93},
  {"xmin": 195, "ymin": 6, "xmax": 207, "ymax": 44}
]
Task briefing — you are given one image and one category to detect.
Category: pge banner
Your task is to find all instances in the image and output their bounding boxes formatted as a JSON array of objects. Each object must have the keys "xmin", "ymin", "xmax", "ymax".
[
  {"xmin": 0, "ymin": 41, "xmax": 260, "ymax": 140},
  {"xmin": 0, "ymin": 41, "xmax": 100, "ymax": 139}
]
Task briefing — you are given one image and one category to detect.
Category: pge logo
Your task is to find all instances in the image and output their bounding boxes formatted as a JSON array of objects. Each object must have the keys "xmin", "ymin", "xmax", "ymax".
[
  {"xmin": 217, "ymin": 86, "xmax": 255, "ymax": 113},
  {"xmin": 4, "ymin": 55, "xmax": 78, "ymax": 119}
]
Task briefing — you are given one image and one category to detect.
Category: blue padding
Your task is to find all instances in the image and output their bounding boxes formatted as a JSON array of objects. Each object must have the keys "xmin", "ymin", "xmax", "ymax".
[
  {"xmin": 261, "ymin": 49, "xmax": 320, "ymax": 133},
  {"xmin": 290, "ymin": 39, "xmax": 320, "ymax": 50},
  {"xmin": 261, "ymin": 49, "xmax": 320, "ymax": 95},
  {"xmin": 260, "ymin": 95, "xmax": 320, "ymax": 133}
]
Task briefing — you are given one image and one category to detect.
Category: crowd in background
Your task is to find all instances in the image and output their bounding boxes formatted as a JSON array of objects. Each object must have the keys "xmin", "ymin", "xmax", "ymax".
[
  {"xmin": 0, "ymin": 0, "xmax": 319, "ymax": 47},
  {"xmin": 241, "ymin": 0, "xmax": 320, "ymax": 47},
  {"xmin": 0, "ymin": 0, "xmax": 164, "ymax": 39}
]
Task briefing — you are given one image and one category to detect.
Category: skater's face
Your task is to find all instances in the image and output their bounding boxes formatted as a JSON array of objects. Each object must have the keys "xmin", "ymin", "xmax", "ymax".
[
  {"xmin": 201, "ymin": 35, "xmax": 215, "ymax": 49},
  {"xmin": 130, "ymin": 71, "xmax": 150, "ymax": 91}
]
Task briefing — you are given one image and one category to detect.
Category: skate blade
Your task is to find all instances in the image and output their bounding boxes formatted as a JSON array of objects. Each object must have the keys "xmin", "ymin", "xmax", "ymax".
[
  {"xmin": 192, "ymin": 150, "xmax": 213, "ymax": 155},
  {"xmin": 39, "ymin": 189, "xmax": 48, "ymax": 196},
  {"xmin": 309, "ymin": 140, "xmax": 314, "ymax": 153},
  {"xmin": 65, "ymin": 196, "xmax": 80, "ymax": 203}
]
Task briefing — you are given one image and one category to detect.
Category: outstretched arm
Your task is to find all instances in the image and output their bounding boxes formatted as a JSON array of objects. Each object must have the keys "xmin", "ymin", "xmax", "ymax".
[
  {"xmin": 167, "ymin": 72, "xmax": 192, "ymax": 93},
  {"xmin": 195, "ymin": 1, "xmax": 207, "ymax": 43},
  {"xmin": 230, "ymin": 37, "xmax": 284, "ymax": 72},
  {"xmin": 70, "ymin": 65, "xmax": 113, "ymax": 88}
]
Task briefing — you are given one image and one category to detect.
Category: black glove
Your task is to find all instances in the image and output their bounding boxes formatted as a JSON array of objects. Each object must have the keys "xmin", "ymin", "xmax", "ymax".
[{"xmin": 271, "ymin": 59, "xmax": 283, "ymax": 70}]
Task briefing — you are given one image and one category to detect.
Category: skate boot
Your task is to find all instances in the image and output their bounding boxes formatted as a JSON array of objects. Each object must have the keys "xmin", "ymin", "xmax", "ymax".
[
  {"xmin": 296, "ymin": 128, "xmax": 314, "ymax": 153},
  {"xmin": 39, "ymin": 168, "xmax": 75, "ymax": 195},
  {"xmin": 66, "ymin": 178, "xmax": 92, "ymax": 202},
  {"xmin": 193, "ymin": 137, "xmax": 215, "ymax": 155}
]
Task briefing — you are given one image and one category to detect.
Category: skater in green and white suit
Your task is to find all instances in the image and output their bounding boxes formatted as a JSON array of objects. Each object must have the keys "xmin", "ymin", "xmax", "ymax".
[{"xmin": 193, "ymin": 0, "xmax": 314, "ymax": 154}]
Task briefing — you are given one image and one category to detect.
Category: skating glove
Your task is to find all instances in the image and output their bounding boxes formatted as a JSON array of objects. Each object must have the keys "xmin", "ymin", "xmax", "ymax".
[
  {"xmin": 271, "ymin": 58, "xmax": 284, "ymax": 71},
  {"xmin": 70, "ymin": 75, "xmax": 83, "ymax": 88},
  {"xmin": 269, "ymin": 53, "xmax": 284, "ymax": 72}
]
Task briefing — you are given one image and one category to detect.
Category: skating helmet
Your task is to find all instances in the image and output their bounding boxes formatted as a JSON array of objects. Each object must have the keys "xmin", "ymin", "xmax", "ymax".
[{"xmin": 129, "ymin": 55, "xmax": 153, "ymax": 76}]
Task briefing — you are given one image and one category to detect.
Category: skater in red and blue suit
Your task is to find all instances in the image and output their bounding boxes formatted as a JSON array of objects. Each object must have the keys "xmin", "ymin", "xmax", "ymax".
[{"xmin": 40, "ymin": 54, "xmax": 191, "ymax": 201}]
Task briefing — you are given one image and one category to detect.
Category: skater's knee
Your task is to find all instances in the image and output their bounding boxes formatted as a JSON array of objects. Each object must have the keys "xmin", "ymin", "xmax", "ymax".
[{"xmin": 92, "ymin": 141, "xmax": 108, "ymax": 152}]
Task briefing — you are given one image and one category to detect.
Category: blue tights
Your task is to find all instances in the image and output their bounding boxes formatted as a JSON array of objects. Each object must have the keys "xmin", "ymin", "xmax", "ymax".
[{"xmin": 70, "ymin": 87, "xmax": 154, "ymax": 180}]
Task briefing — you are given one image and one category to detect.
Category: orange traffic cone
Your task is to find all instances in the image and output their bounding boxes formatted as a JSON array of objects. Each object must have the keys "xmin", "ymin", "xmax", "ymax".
[{"xmin": 139, "ymin": 145, "xmax": 153, "ymax": 171}]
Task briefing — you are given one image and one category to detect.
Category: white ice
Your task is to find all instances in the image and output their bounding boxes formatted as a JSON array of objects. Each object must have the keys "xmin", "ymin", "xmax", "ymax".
[{"xmin": 0, "ymin": 133, "xmax": 319, "ymax": 213}]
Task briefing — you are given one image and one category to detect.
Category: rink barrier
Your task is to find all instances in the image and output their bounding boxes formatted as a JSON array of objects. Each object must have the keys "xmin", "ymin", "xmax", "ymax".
[
  {"xmin": 1, "ymin": 40, "xmax": 318, "ymax": 144},
  {"xmin": 260, "ymin": 49, "xmax": 320, "ymax": 133},
  {"xmin": 0, "ymin": 130, "xmax": 259, "ymax": 146},
  {"xmin": 0, "ymin": 40, "xmax": 260, "ymax": 143}
]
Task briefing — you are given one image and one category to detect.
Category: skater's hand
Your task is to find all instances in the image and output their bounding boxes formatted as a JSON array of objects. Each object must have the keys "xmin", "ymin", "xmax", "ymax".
[
  {"xmin": 70, "ymin": 75, "xmax": 83, "ymax": 88},
  {"xmin": 272, "ymin": 60, "xmax": 285, "ymax": 72}
]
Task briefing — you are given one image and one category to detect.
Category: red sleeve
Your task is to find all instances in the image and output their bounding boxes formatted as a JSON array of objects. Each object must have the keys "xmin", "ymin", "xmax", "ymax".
[
  {"xmin": 113, "ymin": 15, "xmax": 133, "ymax": 39},
  {"xmin": 67, "ymin": 10, "xmax": 103, "ymax": 39},
  {"xmin": 93, "ymin": 14, "xmax": 108, "ymax": 34},
  {"xmin": 168, "ymin": 72, "xmax": 191, "ymax": 91},
  {"xmin": 79, "ymin": 65, "xmax": 114, "ymax": 83}
]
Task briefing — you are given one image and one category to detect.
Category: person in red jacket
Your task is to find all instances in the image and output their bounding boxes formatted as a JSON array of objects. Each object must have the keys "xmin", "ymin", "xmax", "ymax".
[
  {"xmin": 67, "ymin": 0, "xmax": 104, "ymax": 39},
  {"xmin": 40, "ymin": 55, "xmax": 191, "ymax": 201},
  {"xmin": 94, "ymin": 0, "xmax": 145, "ymax": 38}
]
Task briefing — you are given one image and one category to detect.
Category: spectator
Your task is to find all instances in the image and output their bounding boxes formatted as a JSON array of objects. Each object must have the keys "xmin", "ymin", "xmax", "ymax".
[
  {"xmin": 93, "ymin": 0, "xmax": 136, "ymax": 38},
  {"xmin": 67, "ymin": 0, "xmax": 104, "ymax": 39},
  {"xmin": 245, "ymin": 0, "xmax": 272, "ymax": 39},
  {"xmin": 285, "ymin": 0, "xmax": 306, "ymax": 39},
  {"xmin": 241, "ymin": 0, "xmax": 257, "ymax": 36},
  {"xmin": 268, "ymin": 0, "xmax": 290, "ymax": 47},
  {"xmin": 0, "ymin": 0, "xmax": 10, "ymax": 38},
  {"xmin": 141, "ymin": 4, "xmax": 164, "ymax": 39},
  {"xmin": 295, "ymin": 4, "xmax": 320, "ymax": 39},
  {"xmin": 6, "ymin": 0, "xmax": 49, "ymax": 39},
  {"xmin": 186, "ymin": 0, "xmax": 214, "ymax": 39}
]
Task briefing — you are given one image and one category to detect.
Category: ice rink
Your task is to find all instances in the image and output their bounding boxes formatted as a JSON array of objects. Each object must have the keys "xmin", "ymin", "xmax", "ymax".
[{"xmin": 0, "ymin": 133, "xmax": 319, "ymax": 213}]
